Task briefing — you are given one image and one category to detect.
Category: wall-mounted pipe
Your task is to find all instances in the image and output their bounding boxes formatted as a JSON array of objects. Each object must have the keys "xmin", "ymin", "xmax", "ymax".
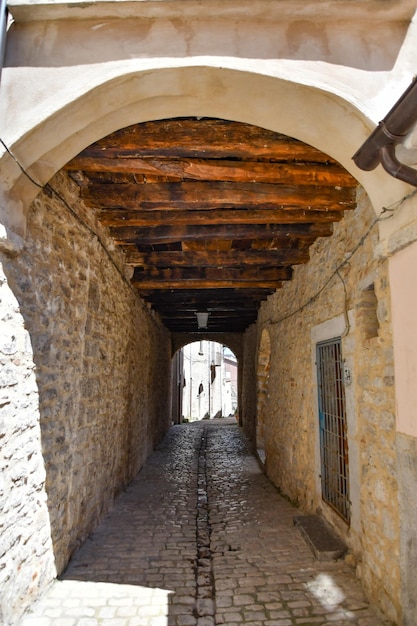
[
  {"xmin": 0, "ymin": 0, "xmax": 7, "ymax": 84},
  {"xmin": 353, "ymin": 77, "xmax": 417, "ymax": 187}
]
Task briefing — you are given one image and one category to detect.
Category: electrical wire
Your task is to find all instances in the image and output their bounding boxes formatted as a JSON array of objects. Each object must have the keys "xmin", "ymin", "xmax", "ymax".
[
  {"xmin": 336, "ymin": 268, "xmax": 350, "ymax": 338},
  {"xmin": 0, "ymin": 137, "xmax": 43, "ymax": 189}
]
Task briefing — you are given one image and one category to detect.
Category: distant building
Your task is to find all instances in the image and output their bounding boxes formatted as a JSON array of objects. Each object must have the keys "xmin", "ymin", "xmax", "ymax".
[{"xmin": 182, "ymin": 342, "xmax": 237, "ymax": 421}]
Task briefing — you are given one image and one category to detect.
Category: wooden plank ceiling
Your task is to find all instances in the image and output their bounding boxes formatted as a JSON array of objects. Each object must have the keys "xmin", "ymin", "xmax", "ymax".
[{"xmin": 65, "ymin": 118, "xmax": 357, "ymax": 333}]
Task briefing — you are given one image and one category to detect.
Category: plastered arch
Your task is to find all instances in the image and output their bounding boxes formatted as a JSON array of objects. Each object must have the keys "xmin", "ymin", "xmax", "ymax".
[{"xmin": 0, "ymin": 64, "xmax": 409, "ymax": 242}]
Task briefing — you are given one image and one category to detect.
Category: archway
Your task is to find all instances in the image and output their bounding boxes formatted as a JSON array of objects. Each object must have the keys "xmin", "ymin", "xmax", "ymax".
[{"xmin": 175, "ymin": 341, "xmax": 238, "ymax": 423}]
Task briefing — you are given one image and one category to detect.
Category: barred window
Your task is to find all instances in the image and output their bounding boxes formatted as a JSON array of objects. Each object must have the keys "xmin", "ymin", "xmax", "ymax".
[{"xmin": 316, "ymin": 338, "xmax": 350, "ymax": 523}]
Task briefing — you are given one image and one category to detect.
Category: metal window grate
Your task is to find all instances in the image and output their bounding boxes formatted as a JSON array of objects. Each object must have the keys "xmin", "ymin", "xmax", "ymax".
[{"xmin": 316, "ymin": 338, "xmax": 350, "ymax": 523}]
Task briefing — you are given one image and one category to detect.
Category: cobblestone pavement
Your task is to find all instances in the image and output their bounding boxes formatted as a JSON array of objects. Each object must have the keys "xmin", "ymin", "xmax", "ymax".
[{"xmin": 19, "ymin": 419, "xmax": 390, "ymax": 626}]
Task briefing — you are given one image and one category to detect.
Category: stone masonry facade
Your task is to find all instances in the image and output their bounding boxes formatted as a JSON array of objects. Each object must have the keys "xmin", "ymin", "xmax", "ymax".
[
  {"xmin": 0, "ymin": 172, "xmax": 171, "ymax": 625},
  {"xmin": 244, "ymin": 188, "xmax": 401, "ymax": 623}
]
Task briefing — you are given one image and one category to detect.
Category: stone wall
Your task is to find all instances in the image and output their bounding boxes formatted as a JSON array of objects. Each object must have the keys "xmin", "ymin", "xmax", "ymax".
[
  {"xmin": 0, "ymin": 172, "xmax": 171, "ymax": 624},
  {"xmin": 0, "ymin": 264, "xmax": 56, "ymax": 626},
  {"xmin": 251, "ymin": 188, "xmax": 401, "ymax": 623},
  {"xmin": 240, "ymin": 325, "xmax": 257, "ymax": 443}
]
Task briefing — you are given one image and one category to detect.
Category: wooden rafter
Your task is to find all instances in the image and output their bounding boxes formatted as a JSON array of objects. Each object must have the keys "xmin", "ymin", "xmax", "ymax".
[
  {"xmin": 82, "ymin": 181, "xmax": 354, "ymax": 210},
  {"xmin": 110, "ymin": 223, "xmax": 335, "ymax": 244},
  {"xmin": 98, "ymin": 208, "xmax": 343, "ymax": 227},
  {"xmin": 123, "ymin": 248, "xmax": 309, "ymax": 267},
  {"xmin": 67, "ymin": 156, "xmax": 356, "ymax": 187}
]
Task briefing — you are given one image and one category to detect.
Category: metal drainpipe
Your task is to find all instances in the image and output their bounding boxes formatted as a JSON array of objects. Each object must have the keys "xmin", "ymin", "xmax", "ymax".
[
  {"xmin": 352, "ymin": 77, "xmax": 417, "ymax": 187},
  {"xmin": 0, "ymin": 0, "xmax": 7, "ymax": 83}
]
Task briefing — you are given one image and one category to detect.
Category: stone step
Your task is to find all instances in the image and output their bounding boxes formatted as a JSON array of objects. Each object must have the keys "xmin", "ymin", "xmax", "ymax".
[{"xmin": 293, "ymin": 515, "xmax": 347, "ymax": 561}]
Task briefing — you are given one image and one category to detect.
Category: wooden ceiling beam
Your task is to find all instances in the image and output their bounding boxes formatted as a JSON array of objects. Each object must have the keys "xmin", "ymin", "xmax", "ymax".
[
  {"xmin": 165, "ymin": 323, "xmax": 252, "ymax": 332},
  {"xmin": 70, "ymin": 119, "xmax": 335, "ymax": 163},
  {"xmin": 160, "ymin": 310, "xmax": 257, "ymax": 320},
  {"xmin": 141, "ymin": 287, "xmax": 274, "ymax": 297},
  {"xmin": 111, "ymin": 222, "xmax": 334, "ymax": 244},
  {"xmin": 82, "ymin": 181, "xmax": 354, "ymax": 210},
  {"xmin": 99, "ymin": 208, "xmax": 343, "ymax": 227},
  {"xmin": 152, "ymin": 310, "xmax": 264, "ymax": 320},
  {"xmin": 124, "ymin": 248, "xmax": 309, "ymax": 267},
  {"xmin": 141, "ymin": 292, "xmax": 273, "ymax": 308},
  {"xmin": 65, "ymin": 156, "xmax": 356, "ymax": 187},
  {"xmin": 147, "ymin": 302, "xmax": 270, "ymax": 313},
  {"xmin": 135, "ymin": 279, "xmax": 283, "ymax": 289},
  {"xmin": 133, "ymin": 267, "xmax": 291, "ymax": 282}
]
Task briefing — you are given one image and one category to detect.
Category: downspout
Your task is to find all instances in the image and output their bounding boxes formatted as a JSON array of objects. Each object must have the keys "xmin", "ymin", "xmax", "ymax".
[
  {"xmin": 353, "ymin": 77, "xmax": 417, "ymax": 187},
  {"xmin": 0, "ymin": 0, "xmax": 7, "ymax": 83}
]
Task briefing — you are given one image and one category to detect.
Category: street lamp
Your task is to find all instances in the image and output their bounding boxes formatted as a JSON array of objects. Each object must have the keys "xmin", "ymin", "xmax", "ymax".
[{"xmin": 196, "ymin": 312, "xmax": 209, "ymax": 329}]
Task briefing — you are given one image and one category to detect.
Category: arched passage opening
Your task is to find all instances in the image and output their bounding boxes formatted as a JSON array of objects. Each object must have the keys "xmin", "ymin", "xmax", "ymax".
[
  {"xmin": 172, "ymin": 341, "xmax": 238, "ymax": 424},
  {"xmin": 0, "ymin": 104, "xmax": 373, "ymax": 624}
]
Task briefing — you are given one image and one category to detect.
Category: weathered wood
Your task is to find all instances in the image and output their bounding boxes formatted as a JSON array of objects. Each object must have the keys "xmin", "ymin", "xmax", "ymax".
[
  {"xmin": 181, "ymin": 239, "xmax": 234, "ymax": 252},
  {"xmin": 99, "ymin": 208, "xmax": 343, "ymax": 227},
  {"xmin": 124, "ymin": 248, "xmax": 309, "ymax": 267},
  {"xmin": 163, "ymin": 301, "xmax": 260, "ymax": 311},
  {"xmin": 134, "ymin": 278, "xmax": 284, "ymax": 289},
  {"xmin": 72, "ymin": 118, "xmax": 334, "ymax": 162},
  {"xmin": 111, "ymin": 222, "xmax": 333, "ymax": 243},
  {"xmin": 141, "ymin": 289, "xmax": 274, "ymax": 304},
  {"xmin": 83, "ymin": 181, "xmax": 354, "ymax": 210},
  {"xmin": 161, "ymin": 310, "xmax": 257, "ymax": 320},
  {"xmin": 154, "ymin": 307, "xmax": 259, "ymax": 316},
  {"xmin": 166, "ymin": 320, "xmax": 254, "ymax": 332},
  {"xmin": 65, "ymin": 156, "xmax": 356, "ymax": 187},
  {"xmin": 167, "ymin": 316, "xmax": 254, "ymax": 324},
  {"xmin": 133, "ymin": 266, "xmax": 291, "ymax": 281}
]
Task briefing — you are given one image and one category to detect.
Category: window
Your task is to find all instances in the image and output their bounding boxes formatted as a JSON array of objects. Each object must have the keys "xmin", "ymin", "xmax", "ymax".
[{"xmin": 316, "ymin": 338, "xmax": 350, "ymax": 523}]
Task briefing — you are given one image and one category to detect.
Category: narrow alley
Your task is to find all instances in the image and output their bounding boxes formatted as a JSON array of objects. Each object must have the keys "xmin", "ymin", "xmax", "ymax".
[{"xmin": 19, "ymin": 418, "xmax": 388, "ymax": 626}]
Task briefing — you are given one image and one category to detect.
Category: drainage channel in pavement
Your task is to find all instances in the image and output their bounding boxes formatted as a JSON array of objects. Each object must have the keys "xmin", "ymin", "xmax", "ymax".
[{"xmin": 195, "ymin": 425, "xmax": 216, "ymax": 626}]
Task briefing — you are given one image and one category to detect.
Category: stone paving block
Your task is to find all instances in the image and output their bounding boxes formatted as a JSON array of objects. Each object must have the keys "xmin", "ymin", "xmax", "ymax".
[
  {"xmin": 196, "ymin": 618, "xmax": 215, "ymax": 626},
  {"xmin": 243, "ymin": 609, "xmax": 268, "ymax": 620},
  {"xmin": 293, "ymin": 618, "xmax": 325, "ymax": 625},
  {"xmin": 116, "ymin": 606, "xmax": 139, "ymax": 617},
  {"xmin": 97, "ymin": 606, "xmax": 117, "ymax": 618},
  {"xmin": 238, "ymin": 576, "xmax": 267, "ymax": 588},
  {"xmin": 19, "ymin": 619, "xmax": 52, "ymax": 626},
  {"xmin": 108, "ymin": 598, "xmax": 135, "ymax": 607},
  {"xmin": 176, "ymin": 617, "xmax": 197, "ymax": 626},
  {"xmin": 216, "ymin": 611, "xmax": 243, "ymax": 623},
  {"xmin": 232, "ymin": 593, "xmax": 256, "ymax": 605}
]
